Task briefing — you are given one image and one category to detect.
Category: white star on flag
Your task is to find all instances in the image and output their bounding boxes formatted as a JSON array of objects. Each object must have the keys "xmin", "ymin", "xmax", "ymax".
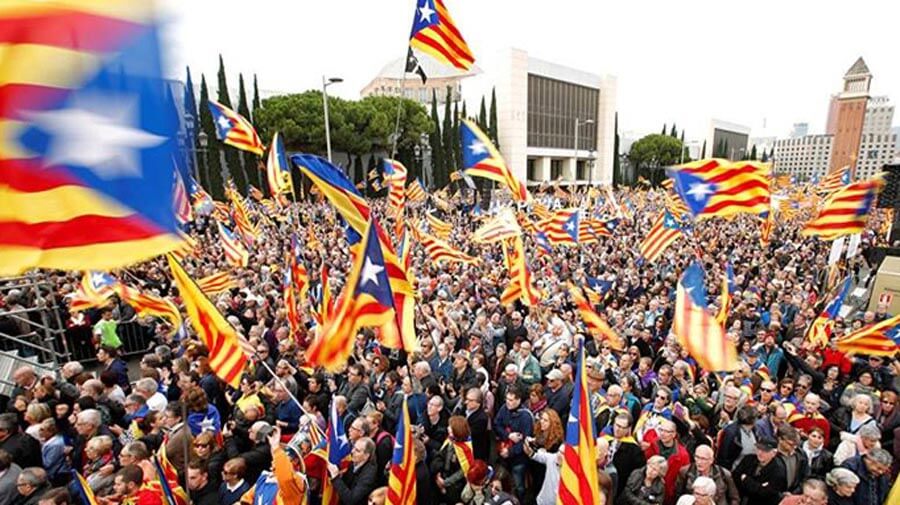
[
  {"xmin": 25, "ymin": 93, "xmax": 165, "ymax": 179},
  {"xmin": 468, "ymin": 140, "xmax": 488, "ymax": 155},
  {"xmin": 686, "ymin": 182, "xmax": 714, "ymax": 202},
  {"xmin": 199, "ymin": 415, "xmax": 217, "ymax": 432},
  {"xmin": 217, "ymin": 115, "xmax": 231, "ymax": 130},
  {"xmin": 361, "ymin": 257, "xmax": 384, "ymax": 287},
  {"xmin": 418, "ymin": 1, "xmax": 435, "ymax": 22}
]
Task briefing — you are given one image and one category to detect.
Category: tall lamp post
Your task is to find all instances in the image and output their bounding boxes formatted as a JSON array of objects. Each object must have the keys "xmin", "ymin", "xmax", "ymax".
[
  {"xmin": 322, "ymin": 76, "xmax": 343, "ymax": 163},
  {"xmin": 574, "ymin": 118, "xmax": 595, "ymax": 186}
]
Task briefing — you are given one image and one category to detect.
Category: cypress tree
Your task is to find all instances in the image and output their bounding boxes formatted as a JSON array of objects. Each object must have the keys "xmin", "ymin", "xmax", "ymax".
[
  {"xmin": 236, "ymin": 73, "xmax": 257, "ymax": 191},
  {"xmin": 452, "ymin": 100, "xmax": 460, "ymax": 177},
  {"xmin": 198, "ymin": 74, "xmax": 223, "ymax": 199},
  {"xmin": 216, "ymin": 55, "xmax": 243, "ymax": 191},
  {"xmin": 679, "ymin": 130, "xmax": 685, "ymax": 161},
  {"xmin": 489, "ymin": 87, "xmax": 499, "ymax": 149},
  {"xmin": 429, "ymin": 89, "xmax": 443, "ymax": 189},
  {"xmin": 701, "ymin": 140, "xmax": 706, "ymax": 159},
  {"xmin": 478, "ymin": 96, "xmax": 487, "ymax": 131},
  {"xmin": 441, "ymin": 86, "xmax": 453, "ymax": 188},
  {"xmin": 662, "ymin": 123, "xmax": 667, "ymax": 135},
  {"xmin": 353, "ymin": 155, "xmax": 363, "ymax": 184},
  {"xmin": 612, "ymin": 112, "xmax": 620, "ymax": 187},
  {"xmin": 750, "ymin": 144, "xmax": 758, "ymax": 161},
  {"xmin": 670, "ymin": 123, "xmax": 677, "ymax": 138},
  {"xmin": 252, "ymin": 74, "xmax": 261, "ymax": 122},
  {"xmin": 184, "ymin": 67, "xmax": 203, "ymax": 186},
  {"xmin": 461, "ymin": 101, "xmax": 467, "ymax": 122}
]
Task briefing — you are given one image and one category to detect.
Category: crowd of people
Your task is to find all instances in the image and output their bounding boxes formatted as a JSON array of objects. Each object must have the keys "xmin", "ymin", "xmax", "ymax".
[{"xmin": 0, "ymin": 183, "xmax": 898, "ymax": 505}]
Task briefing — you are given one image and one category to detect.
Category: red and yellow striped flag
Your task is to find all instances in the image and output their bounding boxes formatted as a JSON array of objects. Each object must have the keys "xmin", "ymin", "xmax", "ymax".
[
  {"xmin": 670, "ymin": 159, "xmax": 771, "ymax": 219},
  {"xmin": 117, "ymin": 284, "xmax": 182, "ymax": 334},
  {"xmin": 674, "ymin": 263, "xmax": 739, "ymax": 372},
  {"xmin": 425, "ymin": 212, "xmax": 453, "ymax": 240},
  {"xmin": 802, "ymin": 175, "xmax": 884, "ymax": 240},
  {"xmin": 569, "ymin": 285, "xmax": 623, "ymax": 350},
  {"xmin": 500, "ymin": 236, "xmax": 541, "ymax": 306},
  {"xmin": 416, "ymin": 229, "xmax": 478, "ymax": 265},
  {"xmin": 208, "ymin": 100, "xmax": 264, "ymax": 155},
  {"xmin": 836, "ymin": 313, "xmax": 900, "ymax": 357},
  {"xmin": 473, "ymin": 208, "xmax": 521, "ymax": 244},
  {"xmin": 386, "ymin": 397, "xmax": 417, "ymax": 505},
  {"xmin": 405, "ymin": 178, "xmax": 427, "ymax": 203},
  {"xmin": 408, "ymin": 0, "xmax": 475, "ymax": 71},
  {"xmin": 639, "ymin": 212, "xmax": 683, "ymax": 264},
  {"xmin": 384, "ymin": 159, "xmax": 408, "ymax": 218},
  {"xmin": 557, "ymin": 340, "xmax": 602, "ymax": 505},
  {"xmin": 197, "ymin": 272, "xmax": 237, "ymax": 297},
  {"xmin": 167, "ymin": 255, "xmax": 249, "ymax": 388}
]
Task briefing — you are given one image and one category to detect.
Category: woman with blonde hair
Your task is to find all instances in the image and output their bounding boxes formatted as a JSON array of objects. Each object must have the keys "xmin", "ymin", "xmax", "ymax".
[
  {"xmin": 623, "ymin": 455, "xmax": 668, "ymax": 505},
  {"xmin": 24, "ymin": 403, "xmax": 51, "ymax": 440},
  {"xmin": 367, "ymin": 486, "xmax": 387, "ymax": 505},
  {"xmin": 824, "ymin": 467, "xmax": 859, "ymax": 505}
]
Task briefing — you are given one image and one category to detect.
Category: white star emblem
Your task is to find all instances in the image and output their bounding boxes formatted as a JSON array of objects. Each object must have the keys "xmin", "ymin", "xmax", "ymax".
[
  {"xmin": 468, "ymin": 140, "xmax": 488, "ymax": 155},
  {"xmin": 199, "ymin": 415, "xmax": 216, "ymax": 432},
  {"xmin": 418, "ymin": 1, "xmax": 436, "ymax": 22},
  {"xmin": 25, "ymin": 94, "xmax": 165, "ymax": 179},
  {"xmin": 337, "ymin": 433, "xmax": 349, "ymax": 450},
  {"xmin": 361, "ymin": 257, "xmax": 384, "ymax": 287},
  {"xmin": 686, "ymin": 182, "xmax": 714, "ymax": 202},
  {"xmin": 565, "ymin": 221, "xmax": 576, "ymax": 232},
  {"xmin": 217, "ymin": 115, "xmax": 232, "ymax": 130}
]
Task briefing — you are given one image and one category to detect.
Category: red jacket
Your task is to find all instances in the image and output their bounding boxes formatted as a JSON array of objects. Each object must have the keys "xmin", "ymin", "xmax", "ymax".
[
  {"xmin": 644, "ymin": 440, "xmax": 691, "ymax": 505},
  {"xmin": 822, "ymin": 348, "xmax": 853, "ymax": 375}
]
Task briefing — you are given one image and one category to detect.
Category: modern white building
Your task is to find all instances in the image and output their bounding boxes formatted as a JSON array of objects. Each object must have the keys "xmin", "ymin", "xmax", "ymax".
[
  {"xmin": 463, "ymin": 48, "xmax": 617, "ymax": 185},
  {"xmin": 704, "ymin": 119, "xmax": 750, "ymax": 160},
  {"xmin": 772, "ymin": 135, "xmax": 833, "ymax": 182}
]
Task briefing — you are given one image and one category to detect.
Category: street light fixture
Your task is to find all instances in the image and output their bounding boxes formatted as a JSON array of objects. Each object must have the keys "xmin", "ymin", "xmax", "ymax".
[
  {"xmin": 575, "ymin": 118, "xmax": 595, "ymax": 185},
  {"xmin": 322, "ymin": 76, "xmax": 343, "ymax": 163}
]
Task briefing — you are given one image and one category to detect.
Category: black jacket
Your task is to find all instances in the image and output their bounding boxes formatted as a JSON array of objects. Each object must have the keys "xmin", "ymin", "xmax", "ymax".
[
  {"xmin": 545, "ymin": 383, "xmax": 573, "ymax": 421},
  {"xmin": 373, "ymin": 430, "xmax": 394, "ymax": 487},
  {"xmin": 778, "ymin": 450, "xmax": 809, "ymax": 494},
  {"xmin": 332, "ymin": 459, "xmax": 377, "ymax": 505},
  {"xmin": 466, "ymin": 408, "xmax": 491, "ymax": 462},
  {"xmin": 189, "ymin": 482, "xmax": 219, "ymax": 505},
  {"xmin": 611, "ymin": 439, "xmax": 647, "ymax": 496},
  {"xmin": 0, "ymin": 432, "xmax": 41, "ymax": 469},
  {"xmin": 224, "ymin": 438, "xmax": 272, "ymax": 485},
  {"xmin": 733, "ymin": 455, "xmax": 788, "ymax": 505}
]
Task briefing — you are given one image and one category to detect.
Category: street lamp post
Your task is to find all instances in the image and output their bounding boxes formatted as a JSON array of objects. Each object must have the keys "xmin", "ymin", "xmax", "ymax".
[
  {"xmin": 574, "ymin": 118, "xmax": 595, "ymax": 186},
  {"xmin": 322, "ymin": 76, "xmax": 343, "ymax": 163}
]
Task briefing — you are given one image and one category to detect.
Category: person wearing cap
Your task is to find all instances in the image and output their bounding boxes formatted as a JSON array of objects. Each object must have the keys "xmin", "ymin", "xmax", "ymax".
[
  {"xmin": 544, "ymin": 368, "xmax": 573, "ymax": 422},
  {"xmin": 733, "ymin": 436, "xmax": 788, "ymax": 505},
  {"xmin": 450, "ymin": 350, "xmax": 478, "ymax": 399}
]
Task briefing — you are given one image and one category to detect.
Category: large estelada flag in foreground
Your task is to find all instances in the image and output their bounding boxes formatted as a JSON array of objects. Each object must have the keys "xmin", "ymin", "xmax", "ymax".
[
  {"xmin": 208, "ymin": 100, "xmax": 264, "ymax": 155},
  {"xmin": 802, "ymin": 175, "xmax": 883, "ymax": 240},
  {"xmin": 461, "ymin": 119, "xmax": 530, "ymax": 203},
  {"xmin": 556, "ymin": 339, "xmax": 601, "ymax": 505},
  {"xmin": 387, "ymin": 397, "xmax": 417, "ymax": 505},
  {"xmin": 307, "ymin": 219, "xmax": 401, "ymax": 370},
  {"xmin": 266, "ymin": 132, "xmax": 294, "ymax": 198},
  {"xmin": 673, "ymin": 262, "xmax": 739, "ymax": 372},
  {"xmin": 669, "ymin": 159, "xmax": 771, "ymax": 219},
  {"xmin": 407, "ymin": 0, "xmax": 474, "ymax": 81},
  {"xmin": 836, "ymin": 313, "xmax": 900, "ymax": 357},
  {"xmin": 167, "ymin": 254, "xmax": 248, "ymax": 388},
  {"xmin": 0, "ymin": 2, "xmax": 184, "ymax": 275}
]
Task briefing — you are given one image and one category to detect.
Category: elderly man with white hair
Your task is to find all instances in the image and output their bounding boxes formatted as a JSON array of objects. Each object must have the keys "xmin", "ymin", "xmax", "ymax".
[
  {"xmin": 71, "ymin": 408, "xmax": 120, "ymax": 471},
  {"xmin": 674, "ymin": 476, "xmax": 717, "ymax": 505},
  {"xmin": 676, "ymin": 444, "xmax": 739, "ymax": 505},
  {"xmin": 133, "ymin": 377, "xmax": 167, "ymax": 412}
]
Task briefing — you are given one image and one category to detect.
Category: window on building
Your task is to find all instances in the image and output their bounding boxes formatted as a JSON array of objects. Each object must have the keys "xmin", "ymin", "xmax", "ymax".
[
  {"xmin": 527, "ymin": 159, "xmax": 538, "ymax": 181},
  {"xmin": 550, "ymin": 159, "xmax": 563, "ymax": 180}
]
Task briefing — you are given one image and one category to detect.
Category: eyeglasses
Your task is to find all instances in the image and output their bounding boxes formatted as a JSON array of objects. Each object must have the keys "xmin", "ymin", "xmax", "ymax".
[
  {"xmin": 194, "ymin": 443, "xmax": 210, "ymax": 449},
  {"xmin": 613, "ymin": 423, "xmax": 629, "ymax": 430},
  {"xmin": 761, "ymin": 388, "xmax": 774, "ymax": 393},
  {"xmin": 882, "ymin": 399, "xmax": 896, "ymax": 405},
  {"xmin": 725, "ymin": 395, "xmax": 740, "ymax": 401},
  {"xmin": 796, "ymin": 384, "xmax": 810, "ymax": 390}
]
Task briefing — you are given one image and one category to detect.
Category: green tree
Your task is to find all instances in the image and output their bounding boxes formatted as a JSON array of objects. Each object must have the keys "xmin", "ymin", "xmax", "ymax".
[
  {"xmin": 461, "ymin": 101, "xmax": 467, "ymax": 122},
  {"xmin": 198, "ymin": 74, "xmax": 224, "ymax": 199},
  {"xmin": 489, "ymin": 87, "xmax": 498, "ymax": 149},
  {"xmin": 441, "ymin": 87, "xmax": 453, "ymax": 188},
  {"xmin": 478, "ymin": 96, "xmax": 487, "ymax": 131},
  {"xmin": 184, "ymin": 67, "xmax": 202, "ymax": 186},
  {"xmin": 252, "ymin": 74, "xmax": 261, "ymax": 122},
  {"xmin": 216, "ymin": 55, "xmax": 244, "ymax": 191},
  {"xmin": 701, "ymin": 139, "xmax": 706, "ymax": 159},
  {"xmin": 353, "ymin": 155, "xmax": 363, "ymax": 184},
  {"xmin": 612, "ymin": 112, "xmax": 621, "ymax": 187},
  {"xmin": 761, "ymin": 148, "xmax": 769, "ymax": 163},
  {"xmin": 670, "ymin": 123, "xmax": 678, "ymax": 138},
  {"xmin": 452, "ymin": 101, "xmax": 460, "ymax": 178},
  {"xmin": 236, "ymin": 73, "xmax": 258, "ymax": 190},
  {"xmin": 628, "ymin": 134, "xmax": 685, "ymax": 184},
  {"xmin": 429, "ymin": 90, "xmax": 443, "ymax": 187},
  {"xmin": 679, "ymin": 130, "xmax": 686, "ymax": 161},
  {"xmin": 750, "ymin": 144, "xmax": 758, "ymax": 161},
  {"xmin": 661, "ymin": 123, "xmax": 667, "ymax": 135}
]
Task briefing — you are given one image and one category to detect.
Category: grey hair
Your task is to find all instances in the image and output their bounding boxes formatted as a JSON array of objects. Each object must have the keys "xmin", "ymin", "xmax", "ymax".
[
  {"xmin": 77, "ymin": 409, "xmax": 102, "ymax": 428},
  {"xmin": 858, "ymin": 423, "xmax": 881, "ymax": 440},
  {"xmin": 135, "ymin": 378, "xmax": 158, "ymax": 395},
  {"xmin": 19, "ymin": 467, "xmax": 48, "ymax": 487},
  {"xmin": 62, "ymin": 361, "xmax": 84, "ymax": 375},
  {"xmin": 692, "ymin": 476, "xmax": 717, "ymax": 496},
  {"xmin": 865, "ymin": 447, "xmax": 893, "ymax": 466},
  {"xmin": 647, "ymin": 455, "xmax": 668, "ymax": 475},
  {"xmin": 851, "ymin": 394, "xmax": 873, "ymax": 413},
  {"xmin": 802, "ymin": 479, "xmax": 827, "ymax": 496},
  {"xmin": 826, "ymin": 468, "xmax": 860, "ymax": 488}
]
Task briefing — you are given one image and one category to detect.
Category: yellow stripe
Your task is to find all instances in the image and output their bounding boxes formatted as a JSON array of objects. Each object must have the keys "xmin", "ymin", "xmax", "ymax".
[
  {"xmin": 0, "ymin": 120, "xmax": 30, "ymax": 158},
  {"xmin": 0, "ymin": 233, "xmax": 181, "ymax": 275},
  {"xmin": 0, "ymin": 1, "xmax": 155, "ymax": 22},
  {"xmin": 0, "ymin": 185, "xmax": 132, "ymax": 223},
  {"xmin": 0, "ymin": 44, "xmax": 100, "ymax": 88}
]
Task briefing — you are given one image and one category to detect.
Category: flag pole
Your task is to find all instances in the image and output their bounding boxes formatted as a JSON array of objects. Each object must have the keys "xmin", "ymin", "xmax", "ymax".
[{"xmin": 389, "ymin": 70, "xmax": 410, "ymax": 160}]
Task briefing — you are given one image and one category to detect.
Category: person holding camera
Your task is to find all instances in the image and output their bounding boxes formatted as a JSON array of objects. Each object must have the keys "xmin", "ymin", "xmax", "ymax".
[{"xmin": 223, "ymin": 419, "xmax": 274, "ymax": 484}]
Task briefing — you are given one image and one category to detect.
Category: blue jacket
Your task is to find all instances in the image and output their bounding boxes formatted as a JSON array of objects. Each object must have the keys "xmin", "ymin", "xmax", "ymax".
[
  {"xmin": 275, "ymin": 399, "xmax": 302, "ymax": 434},
  {"xmin": 759, "ymin": 345, "xmax": 785, "ymax": 378},
  {"xmin": 41, "ymin": 435, "xmax": 70, "ymax": 482},
  {"xmin": 430, "ymin": 356, "xmax": 453, "ymax": 382},
  {"xmin": 841, "ymin": 455, "xmax": 890, "ymax": 505},
  {"xmin": 493, "ymin": 405, "xmax": 534, "ymax": 463}
]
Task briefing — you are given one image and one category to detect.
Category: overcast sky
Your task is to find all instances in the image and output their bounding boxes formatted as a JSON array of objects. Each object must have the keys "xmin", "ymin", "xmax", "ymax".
[{"xmin": 159, "ymin": 0, "xmax": 899, "ymax": 142}]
